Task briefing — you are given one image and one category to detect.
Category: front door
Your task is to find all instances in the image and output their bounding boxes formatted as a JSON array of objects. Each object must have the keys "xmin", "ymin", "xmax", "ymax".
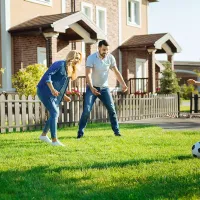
[{"xmin": 37, "ymin": 47, "xmax": 47, "ymax": 66}]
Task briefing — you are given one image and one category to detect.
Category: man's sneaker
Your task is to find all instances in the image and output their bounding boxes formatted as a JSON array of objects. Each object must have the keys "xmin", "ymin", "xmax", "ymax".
[
  {"xmin": 52, "ymin": 140, "xmax": 65, "ymax": 146},
  {"xmin": 39, "ymin": 135, "xmax": 52, "ymax": 144},
  {"xmin": 77, "ymin": 133, "xmax": 83, "ymax": 139},
  {"xmin": 114, "ymin": 133, "xmax": 122, "ymax": 137}
]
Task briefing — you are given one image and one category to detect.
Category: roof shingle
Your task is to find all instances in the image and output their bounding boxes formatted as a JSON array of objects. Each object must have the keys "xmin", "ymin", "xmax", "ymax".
[
  {"xmin": 9, "ymin": 12, "xmax": 75, "ymax": 32},
  {"xmin": 120, "ymin": 33, "xmax": 167, "ymax": 49}
]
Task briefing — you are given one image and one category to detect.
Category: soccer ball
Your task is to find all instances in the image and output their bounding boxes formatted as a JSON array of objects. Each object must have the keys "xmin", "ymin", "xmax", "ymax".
[{"xmin": 192, "ymin": 142, "xmax": 200, "ymax": 158}]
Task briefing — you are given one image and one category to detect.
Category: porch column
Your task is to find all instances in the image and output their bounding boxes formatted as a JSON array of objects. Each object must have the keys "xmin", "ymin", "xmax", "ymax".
[
  {"xmin": 0, "ymin": 0, "xmax": 15, "ymax": 92},
  {"xmin": 43, "ymin": 32, "xmax": 59, "ymax": 67},
  {"xmin": 167, "ymin": 55, "xmax": 174, "ymax": 70},
  {"xmin": 147, "ymin": 49, "xmax": 156, "ymax": 93},
  {"xmin": 121, "ymin": 50, "xmax": 129, "ymax": 83}
]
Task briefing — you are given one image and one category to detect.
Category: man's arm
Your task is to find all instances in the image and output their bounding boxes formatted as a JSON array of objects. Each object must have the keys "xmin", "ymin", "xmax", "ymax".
[
  {"xmin": 187, "ymin": 79, "xmax": 200, "ymax": 86},
  {"xmin": 111, "ymin": 66, "xmax": 128, "ymax": 92},
  {"xmin": 86, "ymin": 68, "xmax": 100, "ymax": 95}
]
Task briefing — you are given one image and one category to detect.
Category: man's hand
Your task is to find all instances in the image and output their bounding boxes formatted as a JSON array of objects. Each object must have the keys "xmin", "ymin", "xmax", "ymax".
[
  {"xmin": 187, "ymin": 79, "xmax": 196, "ymax": 85},
  {"xmin": 90, "ymin": 87, "xmax": 101, "ymax": 96},
  {"xmin": 122, "ymin": 84, "xmax": 128, "ymax": 92},
  {"xmin": 51, "ymin": 88, "xmax": 60, "ymax": 97},
  {"xmin": 64, "ymin": 95, "xmax": 71, "ymax": 102}
]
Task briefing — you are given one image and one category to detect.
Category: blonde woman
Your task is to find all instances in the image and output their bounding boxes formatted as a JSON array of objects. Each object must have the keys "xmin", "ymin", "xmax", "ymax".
[{"xmin": 37, "ymin": 50, "xmax": 82, "ymax": 146}]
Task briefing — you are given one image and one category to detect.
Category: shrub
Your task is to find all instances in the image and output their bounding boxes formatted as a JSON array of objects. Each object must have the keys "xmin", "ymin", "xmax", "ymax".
[
  {"xmin": 12, "ymin": 64, "xmax": 47, "ymax": 97},
  {"xmin": 160, "ymin": 62, "xmax": 180, "ymax": 94},
  {"xmin": 180, "ymin": 84, "xmax": 197, "ymax": 100}
]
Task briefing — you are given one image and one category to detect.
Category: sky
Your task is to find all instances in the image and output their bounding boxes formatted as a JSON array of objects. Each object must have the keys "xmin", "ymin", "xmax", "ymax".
[{"xmin": 148, "ymin": 0, "xmax": 200, "ymax": 62}]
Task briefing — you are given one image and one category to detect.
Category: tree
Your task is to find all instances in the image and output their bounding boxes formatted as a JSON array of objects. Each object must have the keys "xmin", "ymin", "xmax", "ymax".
[
  {"xmin": 159, "ymin": 61, "xmax": 180, "ymax": 94},
  {"xmin": 12, "ymin": 64, "xmax": 47, "ymax": 97}
]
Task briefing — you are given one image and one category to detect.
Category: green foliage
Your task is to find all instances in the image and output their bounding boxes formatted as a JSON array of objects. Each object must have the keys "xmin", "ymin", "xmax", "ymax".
[
  {"xmin": 12, "ymin": 64, "xmax": 47, "ymax": 96},
  {"xmin": 193, "ymin": 69, "xmax": 200, "ymax": 77},
  {"xmin": 160, "ymin": 61, "xmax": 180, "ymax": 94},
  {"xmin": 180, "ymin": 84, "xmax": 198, "ymax": 99}
]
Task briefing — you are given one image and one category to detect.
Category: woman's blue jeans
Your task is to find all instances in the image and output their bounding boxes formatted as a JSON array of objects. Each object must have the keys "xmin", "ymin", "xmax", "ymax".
[
  {"xmin": 37, "ymin": 88, "xmax": 59, "ymax": 139},
  {"xmin": 78, "ymin": 86, "xmax": 120, "ymax": 135}
]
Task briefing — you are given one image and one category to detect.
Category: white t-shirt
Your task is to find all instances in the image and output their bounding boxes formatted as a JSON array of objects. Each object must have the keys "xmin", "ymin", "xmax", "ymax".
[{"xmin": 86, "ymin": 52, "xmax": 116, "ymax": 87}]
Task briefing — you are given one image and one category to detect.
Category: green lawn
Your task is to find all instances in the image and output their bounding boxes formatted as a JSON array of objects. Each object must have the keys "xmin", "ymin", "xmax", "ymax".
[
  {"xmin": 0, "ymin": 123, "xmax": 200, "ymax": 200},
  {"xmin": 180, "ymin": 100, "xmax": 190, "ymax": 112}
]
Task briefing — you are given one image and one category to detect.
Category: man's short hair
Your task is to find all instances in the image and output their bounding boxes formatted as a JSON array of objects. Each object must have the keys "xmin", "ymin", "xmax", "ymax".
[{"xmin": 98, "ymin": 40, "xmax": 109, "ymax": 47}]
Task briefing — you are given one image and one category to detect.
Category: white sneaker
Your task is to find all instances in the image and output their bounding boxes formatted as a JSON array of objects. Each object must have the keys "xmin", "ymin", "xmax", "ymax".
[
  {"xmin": 52, "ymin": 140, "xmax": 65, "ymax": 146},
  {"xmin": 39, "ymin": 135, "xmax": 52, "ymax": 144}
]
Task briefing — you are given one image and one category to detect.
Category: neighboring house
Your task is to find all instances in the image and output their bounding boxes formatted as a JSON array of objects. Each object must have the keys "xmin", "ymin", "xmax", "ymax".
[
  {"xmin": 0, "ymin": 0, "xmax": 182, "ymax": 94},
  {"xmin": 174, "ymin": 61, "xmax": 200, "ymax": 85}
]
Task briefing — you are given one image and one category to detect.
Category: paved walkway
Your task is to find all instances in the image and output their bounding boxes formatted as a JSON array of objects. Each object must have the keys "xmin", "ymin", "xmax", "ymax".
[{"xmin": 121, "ymin": 117, "xmax": 200, "ymax": 130}]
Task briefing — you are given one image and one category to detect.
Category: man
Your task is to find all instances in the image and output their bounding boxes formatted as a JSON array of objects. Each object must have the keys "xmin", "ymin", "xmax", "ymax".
[{"xmin": 77, "ymin": 40, "xmax": 128, "ymax": 139}]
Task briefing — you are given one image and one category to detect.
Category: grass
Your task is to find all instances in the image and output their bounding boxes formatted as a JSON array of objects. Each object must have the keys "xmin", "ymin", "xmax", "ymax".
[
  {"xmin": 180, "ymin": 100, "xmax": 190, "ymax": 112},
  {"xmin": 0, "ymin": 123, "xmax": 200, "ymax": 200}
]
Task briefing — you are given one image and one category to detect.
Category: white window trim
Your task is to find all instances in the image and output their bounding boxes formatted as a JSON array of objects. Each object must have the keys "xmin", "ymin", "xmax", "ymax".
[
  {"xmin": 96, "ymin": 5, "xmax": 107, "ymax": 35},
  {"xmin": 81, "ymin": 2, "xmax": 93, "ymax": 20},
  {"xmin": 126, "ymin": 0, "xmax": 141, "ymax": 28},
  {"xmin": 81, "ymin": 2, "xmax": 94, "ymax": 58},
  {"xmin": 25, "ymin": 0, "xmax": 52, "ymax": 7}
]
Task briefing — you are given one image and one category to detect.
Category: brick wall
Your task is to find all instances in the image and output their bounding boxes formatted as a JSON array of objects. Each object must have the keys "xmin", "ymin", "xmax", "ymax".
[
  {"xmin": 13, "ymin": 35, "xmax": 46, "ymax": 73},
  {"xmin": 122, "ymin": 50, "xmax": 148, "ymax": 81}
]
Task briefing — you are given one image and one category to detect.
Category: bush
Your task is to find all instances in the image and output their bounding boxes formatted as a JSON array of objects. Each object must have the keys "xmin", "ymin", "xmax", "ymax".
[
  {"xmin": 180, "ymin": 84, "xmax": 197, "ymax": 100},
  {"xmin": 12, "ymin": 64, "xmax": 47, "ymax": 97},
  {"xmin": 160, "ymin": 61, "xmax": 180, "ymax": 94}
]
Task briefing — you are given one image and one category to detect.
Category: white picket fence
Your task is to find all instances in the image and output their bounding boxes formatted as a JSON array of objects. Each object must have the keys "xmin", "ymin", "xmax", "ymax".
[{"xmin": 0, "ymin": 93, "xmax": 179, "ymax": 133}]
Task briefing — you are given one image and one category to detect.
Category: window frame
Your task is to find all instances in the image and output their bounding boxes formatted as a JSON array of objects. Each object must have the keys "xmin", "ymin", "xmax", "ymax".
[
  {"xmin": 127, "ymin": 0, "xmax": 141, "ymax": 28},
  {"xmin": 81, "ymin": 2, "xmax": 93, "ymax": 20},
  {"xmin": 25, "ymin": 0, "xmax": 52, "ymax": 7},
  {"xmin": 96, "ymin": 5, "xmax": 107, "ymax": 35}
]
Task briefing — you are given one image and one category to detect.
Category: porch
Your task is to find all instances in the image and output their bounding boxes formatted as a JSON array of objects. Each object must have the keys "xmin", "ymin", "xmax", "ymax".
[{"xmin": 119, "ymin": 33, "xmax": 182, "ymax": 93}]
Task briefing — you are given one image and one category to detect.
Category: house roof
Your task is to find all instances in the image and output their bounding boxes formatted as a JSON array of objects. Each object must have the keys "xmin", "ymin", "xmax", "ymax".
[
  {"xmin": 9, "ymin": 12, "xmax": 106, "ymax": 43},
  {"xmin": 148, "ymin": 0, "xmax": 159, "ymax": 2},
  {"xmin": 9, "ymin": 12, "xmax": 73, "ymax": 32},
  {"xmin": 120, "ymin": 33, "xmax": 166, "ymax": 48},
  {"xmin": 119, "ymin": 33, "xmax": 182, "ymax": 53},
  {"xmin": 174, "ymin": 61, "xmax": 200, "ymax": 66}
]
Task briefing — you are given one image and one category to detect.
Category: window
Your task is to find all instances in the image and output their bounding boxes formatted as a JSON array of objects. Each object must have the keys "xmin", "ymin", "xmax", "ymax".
[
  {"xmin": 81, "ymin": 2, "xmax": 93, "ymax": 57},
  {"xmin": 81, "ymin": 2, "xmax": 93, "ymax": 20},
  {"xmin": 96, "ymin": 6, "xmax": 107, "ymax": 34},
  {"xmin": 25, "ymin": 0, "xmax": 52, "ymax": 6},
  {"xmin": 127, "ymin": 0, "xmax": 141, "ymax": 27}
]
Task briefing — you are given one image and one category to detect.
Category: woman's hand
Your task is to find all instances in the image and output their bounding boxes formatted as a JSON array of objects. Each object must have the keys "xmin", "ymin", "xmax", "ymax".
[
  {"xmin": 64, "ymin": 95, "xmax": 71, "ymax": 102},
  {"xmin": 51, "ymin": 88, "xmax": 60, "ymax": 97}
]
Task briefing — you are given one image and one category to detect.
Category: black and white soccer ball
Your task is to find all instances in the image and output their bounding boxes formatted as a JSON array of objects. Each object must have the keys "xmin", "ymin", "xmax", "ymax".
[{"xmin": 192, "ymin": 142, "xmax": 200, "ymax": 158}]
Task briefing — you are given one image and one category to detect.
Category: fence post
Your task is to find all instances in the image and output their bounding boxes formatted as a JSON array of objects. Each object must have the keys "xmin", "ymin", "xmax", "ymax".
[
  {"xmin": 194, "ymin": 94, "xmax": 198, "ymax": 113},
  {"xmin": 177, "ymin": 92, "xmax": 180, "ymax": 118},
  {"xmin": 190, "ymin": 92, "xmax": 193, "ymax": 114}
]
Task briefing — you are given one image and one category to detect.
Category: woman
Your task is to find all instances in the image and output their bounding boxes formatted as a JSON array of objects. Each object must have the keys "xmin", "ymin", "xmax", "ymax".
[{"xmin": 37, "ymin": 50, "xmax": 82, "ymax": 146}]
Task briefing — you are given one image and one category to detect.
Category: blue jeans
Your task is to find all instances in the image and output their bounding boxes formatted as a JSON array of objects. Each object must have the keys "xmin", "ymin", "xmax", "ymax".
[
  {"xmin": 78, "ymin": 86, "xmax": 120, "ymax": 135},
  {"xmin": 37, "ymin": 88, "xmax": 59, "ymax": 139}
]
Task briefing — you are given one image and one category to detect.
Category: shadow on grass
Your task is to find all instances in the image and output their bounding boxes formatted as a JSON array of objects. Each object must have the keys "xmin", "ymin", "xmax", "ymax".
[{"xmin": 0, "ymin": 156, "xmax": 199, "ymax": 200}]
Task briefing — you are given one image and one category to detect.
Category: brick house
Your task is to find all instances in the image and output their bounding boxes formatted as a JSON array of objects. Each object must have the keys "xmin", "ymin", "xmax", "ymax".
[{"xmin": 0, "ymin": 0, "xmax": 181, "ymax": 93}]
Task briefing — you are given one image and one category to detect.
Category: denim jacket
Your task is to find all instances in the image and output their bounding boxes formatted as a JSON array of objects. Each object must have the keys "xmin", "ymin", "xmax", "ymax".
[{"xmin": 37, "ymin": 60, "xmax": 69, "ymax": 105}]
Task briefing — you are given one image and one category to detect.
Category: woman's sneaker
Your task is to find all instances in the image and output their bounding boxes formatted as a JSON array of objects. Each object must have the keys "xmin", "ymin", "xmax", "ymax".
[
  {"xmin": 39, "ymin": 135, "xmax": 52, "ymax": 144},
  {"xmin": 52, "ymin": 140, "xmax": 65, "ymax": 146}
]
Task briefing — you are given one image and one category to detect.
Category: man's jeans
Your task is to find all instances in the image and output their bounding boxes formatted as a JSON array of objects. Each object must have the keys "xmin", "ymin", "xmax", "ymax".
[
  {"xmin": 78, "ymin": 86, "xmax": 119, "ymax": 135},
  {"xmin": 37, "ymin": 88, "xmax": 59, "ymax": 139}
]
